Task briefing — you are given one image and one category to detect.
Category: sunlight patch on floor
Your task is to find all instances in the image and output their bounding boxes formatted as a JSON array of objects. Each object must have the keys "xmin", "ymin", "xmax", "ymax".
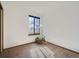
[{"xmin": 30, "ymin": 46, "xmax": 55, "ymax": 58}]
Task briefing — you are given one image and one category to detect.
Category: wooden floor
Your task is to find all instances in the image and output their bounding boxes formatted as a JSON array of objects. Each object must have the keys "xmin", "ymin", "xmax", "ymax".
[{"xmin": 0, "ymin": 42, "xmax": 79, "ymax": 58}]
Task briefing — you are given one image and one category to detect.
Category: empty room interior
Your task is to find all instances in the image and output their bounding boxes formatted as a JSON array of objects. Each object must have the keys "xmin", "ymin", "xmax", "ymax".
[{"xmin": 0, "ymin": 1, "xmax": 79, "ymax": 58}]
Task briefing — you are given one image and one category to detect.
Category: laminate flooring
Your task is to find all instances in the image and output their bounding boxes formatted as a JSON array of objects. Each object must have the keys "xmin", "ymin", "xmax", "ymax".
[{"xmin": 0, "ymin": 42, "xmax": 79, "ymax": 58}]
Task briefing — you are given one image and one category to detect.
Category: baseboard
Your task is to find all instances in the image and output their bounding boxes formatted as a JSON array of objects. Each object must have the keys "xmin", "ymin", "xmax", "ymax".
[
  {"xmin": 3, "ymin": 41, "xmax": 79, "ymax": 54},
  {"xmin": 3, "ymin": 42, "xmax": 35, "ymax": 50},
  {"xmin": 46, "ymin": 41, "xmax": 79, "ymax": 54}
]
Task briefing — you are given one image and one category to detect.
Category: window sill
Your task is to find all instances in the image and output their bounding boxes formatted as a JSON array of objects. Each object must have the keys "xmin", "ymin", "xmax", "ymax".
[{"xmin": 28, "ymin": 33, "xmax": 40, "ymax": 36}]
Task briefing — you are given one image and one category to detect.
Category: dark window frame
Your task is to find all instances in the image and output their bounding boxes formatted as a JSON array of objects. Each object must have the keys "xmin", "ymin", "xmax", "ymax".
[{"xmin": 28, "ymin": 15, "xmax": 40, "ymax": 36}]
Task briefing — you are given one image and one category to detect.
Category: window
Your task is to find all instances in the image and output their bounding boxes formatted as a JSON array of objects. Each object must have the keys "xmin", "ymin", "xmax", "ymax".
[{"xmin": 28, "ymin": 15, "xmax": 40, "ymax": 35}]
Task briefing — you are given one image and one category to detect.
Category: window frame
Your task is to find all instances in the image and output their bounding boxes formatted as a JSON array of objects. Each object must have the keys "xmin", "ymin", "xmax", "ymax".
[{"xmin": 28, "ymin": 15, "xmax": 40, "ymax": 36}]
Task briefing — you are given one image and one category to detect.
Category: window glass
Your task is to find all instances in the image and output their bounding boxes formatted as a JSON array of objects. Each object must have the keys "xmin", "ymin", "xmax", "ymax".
[{"xmin": 29, "ymin": 15, "xmax": 40, "ymax": 35}]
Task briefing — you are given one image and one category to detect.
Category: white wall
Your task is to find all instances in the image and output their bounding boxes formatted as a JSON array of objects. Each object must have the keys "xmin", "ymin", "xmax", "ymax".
[
  {"xmin": 2, "ymin": 1, "xmax": 43, "ymax": 49},
  {"xmin": 43, "ymin": 2, "xmax": 79, "ymax": 52},
  {"xmin": 1, "ymin": 1, "xmax": 79, "ymax": 52}
]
